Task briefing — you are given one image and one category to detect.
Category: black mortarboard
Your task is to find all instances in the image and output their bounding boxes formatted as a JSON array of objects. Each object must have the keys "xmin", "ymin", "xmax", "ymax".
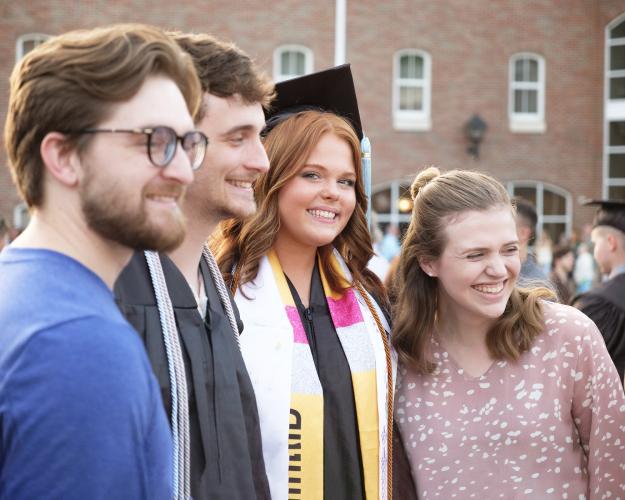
[
  {"xmin": 264, "ymin": 64, "xmax": 363, "ymax": 140},
  {"xmin": 585, "ymin": 199, "xmax": 625, "ymax": 233}
]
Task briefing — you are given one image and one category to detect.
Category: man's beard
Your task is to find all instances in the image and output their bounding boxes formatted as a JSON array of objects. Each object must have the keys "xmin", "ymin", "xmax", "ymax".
[{"xmin": 80, "ymin": 171, "xmax": 187, "ymax": 253}]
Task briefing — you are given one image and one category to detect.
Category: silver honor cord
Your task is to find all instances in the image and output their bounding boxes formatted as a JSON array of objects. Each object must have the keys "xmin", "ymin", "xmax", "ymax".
[
  {"xmin": 144, "ymin": 251, "xmax": 191, "ymax": 499},
  {"xmin": 202, "ymin": 245, "xmax": 241, "ymax": 349}
]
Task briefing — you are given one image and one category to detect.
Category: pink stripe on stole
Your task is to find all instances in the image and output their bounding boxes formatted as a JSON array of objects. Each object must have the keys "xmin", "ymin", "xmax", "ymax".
[
  {"xmin": 285, "ymin": 305, "xmax": 308, "ymax": 344},
  {"xmin": 327, "ymin": 289, "xmax": 363, "ymax": 328}
]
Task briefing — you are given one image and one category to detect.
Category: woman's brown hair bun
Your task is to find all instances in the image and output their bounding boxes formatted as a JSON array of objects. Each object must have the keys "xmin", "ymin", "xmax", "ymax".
[{"xmin": 410, "ymin": 165, "xmax": 440, "ymax": 201}]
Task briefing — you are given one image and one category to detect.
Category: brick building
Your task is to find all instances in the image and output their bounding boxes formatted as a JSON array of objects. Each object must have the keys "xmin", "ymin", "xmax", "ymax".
[{"xmin": 1, "ymin": 0, "xmax": 624, "ymax": 243}]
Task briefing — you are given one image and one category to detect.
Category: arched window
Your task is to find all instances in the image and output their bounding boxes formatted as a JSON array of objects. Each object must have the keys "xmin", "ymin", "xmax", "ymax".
[
  {"xmin": 506, "ymin": 181, "xmax": 571, "ymax": 244},
  {"xmin": 604, "ymin": 13, "xmax": 625, "ymax": 198},
  {"xmin": 392, "ymin": 49, "xmax": 431, "ymax": 131},
  {"xmin": 508, "ymin": 53, "xmax": 546, "ymax": 133},
  {"xmin": 273, "ymin": 45, "xmax": 313, "ymax": 83},
  {"xmin": 16, "ymin": 33, "xmax": 49, "ymax": 62},
  {"xmin": 371, "ymin": 179, "xmax": 414, "ymax": 235}
]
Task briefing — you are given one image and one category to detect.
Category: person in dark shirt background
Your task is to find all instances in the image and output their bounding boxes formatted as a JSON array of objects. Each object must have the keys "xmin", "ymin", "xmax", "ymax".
[
  {"xmin": 514, "ymin": 197, "xmax": 549, "ymax": 286},
  {"xmin": 574, "ymin": 199, "xmax": 625, "ymax": 384},
  {"xmin": 550, "ymin": 245, "xmax": 576, "ymax": 304}
]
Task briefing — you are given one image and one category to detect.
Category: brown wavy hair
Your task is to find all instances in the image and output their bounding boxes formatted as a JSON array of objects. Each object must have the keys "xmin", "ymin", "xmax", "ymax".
[
  {"xmin": 213, "ymin": 110, "xmax": 386, "ymax": 304},
  {"xmin": 5, "ymin": 24, "xmax": 201, "ymax": 208},
  {"xmin": 170, "ymin": 32, "xmax": 275, "ymax": 121},
  {"xmin": 393, "ymin": 166, "xmax": 554, "ymax": 374}
]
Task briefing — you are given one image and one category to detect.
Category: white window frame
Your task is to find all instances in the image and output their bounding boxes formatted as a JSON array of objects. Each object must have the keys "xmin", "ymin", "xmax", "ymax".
[
  {"xmin": 392, "ymin": 49, "xmax": 432, "ymax": 132},
  {"xmin": 604, "ymin": 13, "xmax": 625, "ymax": 197},
  {"xmin": 508, "ymin": 53, "xmax": 546, "ymax": 133},
  {"xmin": 16, "ymin": 33, "xmax": 49, "ymax": 62},
  {"xmin": 506, "ymin": 181, "xmax": 571, "ymax": 239},
  {"xmin": 273, "ymin": 44, "xmax": 313, "ymax": 83}
]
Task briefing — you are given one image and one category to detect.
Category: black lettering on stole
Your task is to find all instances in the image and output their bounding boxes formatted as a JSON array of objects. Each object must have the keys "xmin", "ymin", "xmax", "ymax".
[{"xmin": 288, "ymin": 408, "xmax": 303, "ymax": 498}]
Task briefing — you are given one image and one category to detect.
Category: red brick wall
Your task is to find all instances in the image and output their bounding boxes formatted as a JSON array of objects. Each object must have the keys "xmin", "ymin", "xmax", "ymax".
[{"xmin": 0, "ymin": 0, "xmax": 622, "ymax": 234}]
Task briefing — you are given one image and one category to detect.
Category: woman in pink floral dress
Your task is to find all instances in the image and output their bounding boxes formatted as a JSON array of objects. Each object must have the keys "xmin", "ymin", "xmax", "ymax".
[{"xmin": 393, "ymin": 167, "xmax": 625, "ymax": 499}]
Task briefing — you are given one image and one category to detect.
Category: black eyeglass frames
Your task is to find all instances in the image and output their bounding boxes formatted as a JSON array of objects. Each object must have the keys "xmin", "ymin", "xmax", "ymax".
[{"xmin": 76, "ymin": 126, "xmax": 208, "ymax": 171}]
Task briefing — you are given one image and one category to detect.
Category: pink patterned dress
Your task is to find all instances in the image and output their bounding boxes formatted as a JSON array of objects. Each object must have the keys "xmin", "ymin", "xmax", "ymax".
[{"xmin": 396, "ymin": 302, "xmax": 625, "ymax": 499}]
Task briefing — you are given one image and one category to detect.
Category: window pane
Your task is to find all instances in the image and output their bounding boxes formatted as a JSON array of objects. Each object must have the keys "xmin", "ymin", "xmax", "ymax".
[
  {"xmin": 514, "ymin": 58, "xmax": 538, "ymax": 82},
  {"xmin": 514, "ymin": 90, "xmax": 523, "ymax": 112},
  {"xmin": 542, "ymin": 223, "xmax": 566, "ymax": 245},
  {"xmin": 514, "ymin": 90, "xmax": 537, "ymax": 113},
  {"xmin": 513, "ymin": 187, "xmax": 537, "ymax": 207},
  {"xmin": 526, "ymin": 90, "xmax": 537, "ymax": 112},
  {"xmin": 400, "ymin": 86, "xmax": 423, "ymax": 110},
  {"xmin": 610, "ymin": 121, "xmax": 625, "ymax": 146},
  {"xmin": 22, "ymin": 39, "xmax": 39, "ymax": 56},
  {"xmin": 528, "ymin": 59, "xmax": 538, "ymax": 82},
  {"xmin": 543, "ymin": 190, "xmax": 566, "ymax": 215},
  {"xmin": 294, "ymin": 52, "xmax": 305, "ymax": 74},
  {"xmin": 372, "ymin": 189, "xmax": 391, "ymax": 213},
  {"xmin": 609, "ymin": 153, "xmax": 625, "ymax": 178},
  {"xmin": 400, "ymin": 55, "xmax": 423, "ymax": 79},
  {"xmin": 608, "ymin": 185, "xmax": 625, "ymax": 199},
  {"xmin": 281, "ymin": 51, "xmax": 305, "ymax": 76},
  {"xmin": 610, "ymin": 77, "xmax": 625, "ymax": 99},
  {"xmin": 514, "ymin": 59, "xmax": 524, "ymax": 81},
  {"xmin": 611, "ymin": 20, "xmax": 625, "ymax": 39},
  {"xmin": 280, "ymin": 51, "xmax": 290, "ymax": 72},
  {"xmin": 611, "ymin": 45, "xmax": 625, "ymax": 71}
]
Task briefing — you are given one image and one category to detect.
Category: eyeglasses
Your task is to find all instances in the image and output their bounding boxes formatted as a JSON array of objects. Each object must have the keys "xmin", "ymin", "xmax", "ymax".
[{"xmin": 76, "ymin": 126, "xmax": 208, "ymax": 171}]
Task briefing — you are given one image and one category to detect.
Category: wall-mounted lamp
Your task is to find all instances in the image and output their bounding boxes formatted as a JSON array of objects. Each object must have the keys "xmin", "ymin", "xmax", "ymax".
[{"xmin": 465, "ymin": 114, "xmax": 487, "ymax": 160}]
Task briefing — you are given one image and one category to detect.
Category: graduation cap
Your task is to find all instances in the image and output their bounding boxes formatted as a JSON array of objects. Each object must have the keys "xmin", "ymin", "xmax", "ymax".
[
  {"xmin": 264, "ymin": 64, "xmax": 363, "ymax": 140},
  {"xmin": 585, "ymin": 199, "xmax": 625, "ymax": 233}
]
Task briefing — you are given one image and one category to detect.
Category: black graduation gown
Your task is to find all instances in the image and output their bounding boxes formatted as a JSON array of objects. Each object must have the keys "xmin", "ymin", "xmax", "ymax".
[
  {"xmin": 575, "ymin": 273, "xmax": 625, "ymax": 383},
  {"xmin": 285, "ymin": 264, "xmax": 365, "ymax": 500},
  {"xmin": 115, "ymin": 252, "xmax": 270, "ymax": 500}
]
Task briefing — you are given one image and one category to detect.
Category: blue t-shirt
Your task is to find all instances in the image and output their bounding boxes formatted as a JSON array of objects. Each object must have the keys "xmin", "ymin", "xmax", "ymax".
[{"xmin": 0, "ymin": 247, "xmax": 172, "ymax": 499}]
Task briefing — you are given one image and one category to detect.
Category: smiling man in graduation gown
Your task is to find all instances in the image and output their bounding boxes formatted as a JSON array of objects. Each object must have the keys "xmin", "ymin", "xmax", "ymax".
[
  {"xmin": 574, "ymin": 199, "xmax": 625, "ymax": 384},
  {"xmin": 115, "ymin": 33, "xmax": 274, "ymax": 499}
]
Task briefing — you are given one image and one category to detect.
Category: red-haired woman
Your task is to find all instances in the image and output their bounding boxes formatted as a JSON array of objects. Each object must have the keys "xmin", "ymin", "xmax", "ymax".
[{"xmin": 214, "ymin": 108, "xmax": 395, "ymax": 500}]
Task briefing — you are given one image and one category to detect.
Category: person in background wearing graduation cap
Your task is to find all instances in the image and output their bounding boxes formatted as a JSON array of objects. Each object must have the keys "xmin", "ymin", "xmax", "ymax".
[
  {"xmin": 574, "ymin": 200, "xmax": 625, "ymax": 385},
  {"xmin": 115, "ymin": 33, "xmax": 273, "ymax": 500},
  {"xmin": 213, "ymin": 65, "xmax": 396, "ymax": 500}
]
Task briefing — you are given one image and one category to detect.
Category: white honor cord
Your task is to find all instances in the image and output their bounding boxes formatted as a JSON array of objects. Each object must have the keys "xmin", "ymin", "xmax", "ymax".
[
  {"xmin": 202, "ymin": 245, "xmax": 241, "ymax": 349},
  {"xmin": 144, "ymin": 251, "xmax": 191, "ymax": 499}
]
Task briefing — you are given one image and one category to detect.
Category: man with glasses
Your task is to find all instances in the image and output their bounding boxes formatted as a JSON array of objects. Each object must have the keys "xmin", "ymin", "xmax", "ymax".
[
  {"xmin": 0, "ymin": 24, "xmax": 206, "ymax": 498},
  {"xmin": 115, "ymin": 33, "xmax": 274, "ymax": 499}
]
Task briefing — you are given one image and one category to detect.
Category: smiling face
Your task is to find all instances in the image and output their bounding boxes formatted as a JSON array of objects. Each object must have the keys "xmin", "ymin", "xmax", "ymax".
[
  {"xmin": 78, "ymin": 75, "xmax": 195, "ymax": 252},
  {"xmin": 421, "ymin": 206, "xmax": 521, "ymax": 329},
  {"xmin": 275, "ymin": 132, "xmax": 357, "ymax": 253},
  {"xmin": 184, "ymin": 93, "xmax": 269, "ymax": 226}
]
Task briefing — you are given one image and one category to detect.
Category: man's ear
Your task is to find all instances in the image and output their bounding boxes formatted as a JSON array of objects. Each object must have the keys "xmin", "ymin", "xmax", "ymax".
[
  {"xmin": 39, "ymin": 132, "xmax": 81, "ymax": 188},
  {"xmin": 607, "ymin": 232, "xmax": 619, "ymax": 253},
  {"xmin": 418, "ymin": 257, "xmax": 438, "ymax": 277}
]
